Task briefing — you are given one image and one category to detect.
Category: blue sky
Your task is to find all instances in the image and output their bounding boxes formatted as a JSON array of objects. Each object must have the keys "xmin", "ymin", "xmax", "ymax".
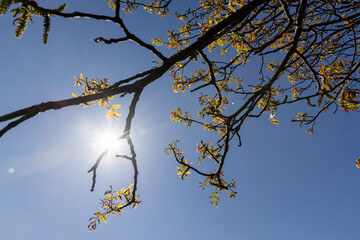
[{"xmin": 1, "ymin": 1, "xmax": 360, "ymax": 239}]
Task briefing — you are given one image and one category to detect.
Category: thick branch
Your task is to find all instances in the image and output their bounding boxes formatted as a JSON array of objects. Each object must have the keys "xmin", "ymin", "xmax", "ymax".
[{"xmin": 1, "ymin": 0, "xmax": 267, "ymax": 137}]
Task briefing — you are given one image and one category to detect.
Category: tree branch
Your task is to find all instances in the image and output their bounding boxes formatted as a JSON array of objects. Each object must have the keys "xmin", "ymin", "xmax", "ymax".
[{"xmin": 87, "ymin": 150, "xmax": 109, "ymax": 192}]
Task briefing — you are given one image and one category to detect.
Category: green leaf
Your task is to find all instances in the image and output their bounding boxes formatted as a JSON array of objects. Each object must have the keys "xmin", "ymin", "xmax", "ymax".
[
  {"xmin": 324, "ymin": 83, "xmax": 332, "ymax": 91},
  {"xmin": 324, "ymin": 93, "xmax": 335, "ymax": 102},
  {"xmin": 55, "ymin": 4, "xmax": 67, "ymax": 13},
  {"xmin": 15, "ymin": 11, "xmax": 29, "ymax": 38},
  {"xmin": 317, "ymin": 94, "xmax": 323, "ymax": 107},
  {"xmin": 42, "ymin": 14, "xmax": 50, "ymax": 45},
  {"xmin": 0, "ymin": 0, "xmax": 12, "ymax": 15}
]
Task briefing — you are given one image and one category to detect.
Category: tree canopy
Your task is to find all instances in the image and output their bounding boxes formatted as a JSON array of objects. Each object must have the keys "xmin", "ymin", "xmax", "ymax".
[{"xmin": 1, "ymin": 0, "xmax": 360, "ymax": 231}]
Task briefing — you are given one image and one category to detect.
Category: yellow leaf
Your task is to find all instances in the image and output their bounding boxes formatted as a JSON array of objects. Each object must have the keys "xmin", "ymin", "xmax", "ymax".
[
  {"xmin": 319, "ymin": 65, "xmax": 326, "ymax": 75},
  {"xmin": 80, "ymin": 73, "xmax": 83, "ymax": 80},
  {"xmin": 269, "ymin": 118, "xmax": 279, "ymax": 125},
  {"xmin": 72, "ymin": 93, "xmax": 78, "ymax": 98},
  {"xmin": 112, "ymin": 105, "xmax": 121, "ymax": 109},
  {"xmin": 99, "ymin": 99, "xmax": 106, "ymax": 106},
  {"xmin": 356, "ymin": 158, "xmax": 360, "ymax": 169},
  {"xmin": 228, "ymin": 4, "xmax": 236, "ymax": 12},
  {"xmin": 106, "ymin": 111, "xmax": 115, "ymax": 118},
  {"xmin": 217, "ymin": 38, "xmax": 224, "ymax": 47},
  {"xmin": 213, "ymin": 117, "xmax": 224, "ymax": 124},
  {"xmin": 100, "ymin": 214, "xmax": 107, "ymax": 224}
]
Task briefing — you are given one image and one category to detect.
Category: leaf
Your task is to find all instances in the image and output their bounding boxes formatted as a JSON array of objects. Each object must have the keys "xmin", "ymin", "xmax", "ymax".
[
  {"xmin": 112, "ymin": 105, "xmax": 121, "ymax": 109},
  {"xmin": 317, "ymin": 94, "xmax": 323, "ymax": 107},
  {"xmin": 105, "ymin": 106, "xmax": 111, "ymax": 110},
  {"xmin": 213, "ymin": 117, "xmax": 224, "ymax": 124},
  {"xmin": 356, "ymin": 158, "xmax": 360, "ymax": 169},
  {"xmin": 217, "ymin": 38, "xmax": 224, "ymax": 47},
  {"xmin": 269, "ymin": 118, "xmax": 279, "ymax": 125},
  {"xmin": 106, "ymin": 111, "xmax": 115, "ymax": 118},
  {"xmin": 100, "ymin": 214, "xmax": 107, "ymax": 224},
  {"xmin": 55, "ymin": 4, "xmax": 67, "ymax": 13},
  {"xmin": 324, "ymin": 83, "xmax": 332, "ymax": 91},
  {"xmin": 228, "ymin": 192, "xmax": 236, "ymax": 198},
  {"xmin": 324, "ymin": 93, "xmax": 335, "ymax": 102},
  {"xmin": 15, "ymin": 12, "xmax": 29, "ymax": 38},
  {"xmin": 0, "ymin": 0, "xmax": 12, "ymax": 15},
  {"xmin": 228, "ymin": 4, "xmax": 236, "ymax": 13},
  {"xmin": 42, "ymin": 14, "xmax": 50, "ymax": 45},
  {"xmin": 72, "ymin": 93, "xmax": 78, "ymax": 97}
]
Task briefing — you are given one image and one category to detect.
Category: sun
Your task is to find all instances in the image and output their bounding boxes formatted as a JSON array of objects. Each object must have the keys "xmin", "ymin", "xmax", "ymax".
[
  {"xmin": 92, "ymin": 125, "xmax": 125, "ymax": 154},
  {"xmin": 97, "ymin": 131, "xmax": 119, "ymax": 151}
]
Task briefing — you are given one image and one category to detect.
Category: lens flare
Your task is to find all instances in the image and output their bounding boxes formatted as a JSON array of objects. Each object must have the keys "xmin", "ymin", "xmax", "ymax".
[{"xmin": 8, "ymin": 167, "xmax": 15, "ymax": 174}]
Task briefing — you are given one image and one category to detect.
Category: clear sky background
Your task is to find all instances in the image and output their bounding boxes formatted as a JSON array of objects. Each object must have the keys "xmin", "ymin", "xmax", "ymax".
[{"xmin": 1, "ymin": 1, "xmax": 359, "ymax": 239}]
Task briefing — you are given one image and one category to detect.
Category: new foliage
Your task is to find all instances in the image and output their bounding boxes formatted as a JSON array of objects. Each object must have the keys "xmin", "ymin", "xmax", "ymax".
[{"xmin": 1, "ymin": 0, "xmax": 360, "ymax": 230}]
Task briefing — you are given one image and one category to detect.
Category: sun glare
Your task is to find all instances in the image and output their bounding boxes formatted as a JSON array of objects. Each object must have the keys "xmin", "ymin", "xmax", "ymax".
[
  {"xmin": 98, "ymin": 131, "xmax": 119, "ymax": 151},
  {"xmin": 92, "ymin": 125, "xmax": 125, "ymax": 154}
]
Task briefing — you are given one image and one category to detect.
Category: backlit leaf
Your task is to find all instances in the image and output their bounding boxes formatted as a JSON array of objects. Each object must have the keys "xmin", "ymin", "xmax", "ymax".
[
  {"xmin": 106, "ymin": 111, "xmax": 114, "ymax": 118},
  {"xmin": 269, "ymin": 118, "xmax": 279, "ymax": 125},
  {"xmin": 100, "ymin": 214, "xmax": 107, "ymax": 224}
]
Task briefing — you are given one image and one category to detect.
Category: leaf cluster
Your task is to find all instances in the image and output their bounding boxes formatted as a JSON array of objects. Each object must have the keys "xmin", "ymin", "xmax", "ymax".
[
  {"xmin": 73, "ymin": 74, "xmax": 122, "ymax": 119},
  {"xmin": 88, "ymin": 184, "xmax": 140, "ymax": 231},
  {"xmin": 0, "ymin": 0, "xmax": 66, "ymax": 44}
]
